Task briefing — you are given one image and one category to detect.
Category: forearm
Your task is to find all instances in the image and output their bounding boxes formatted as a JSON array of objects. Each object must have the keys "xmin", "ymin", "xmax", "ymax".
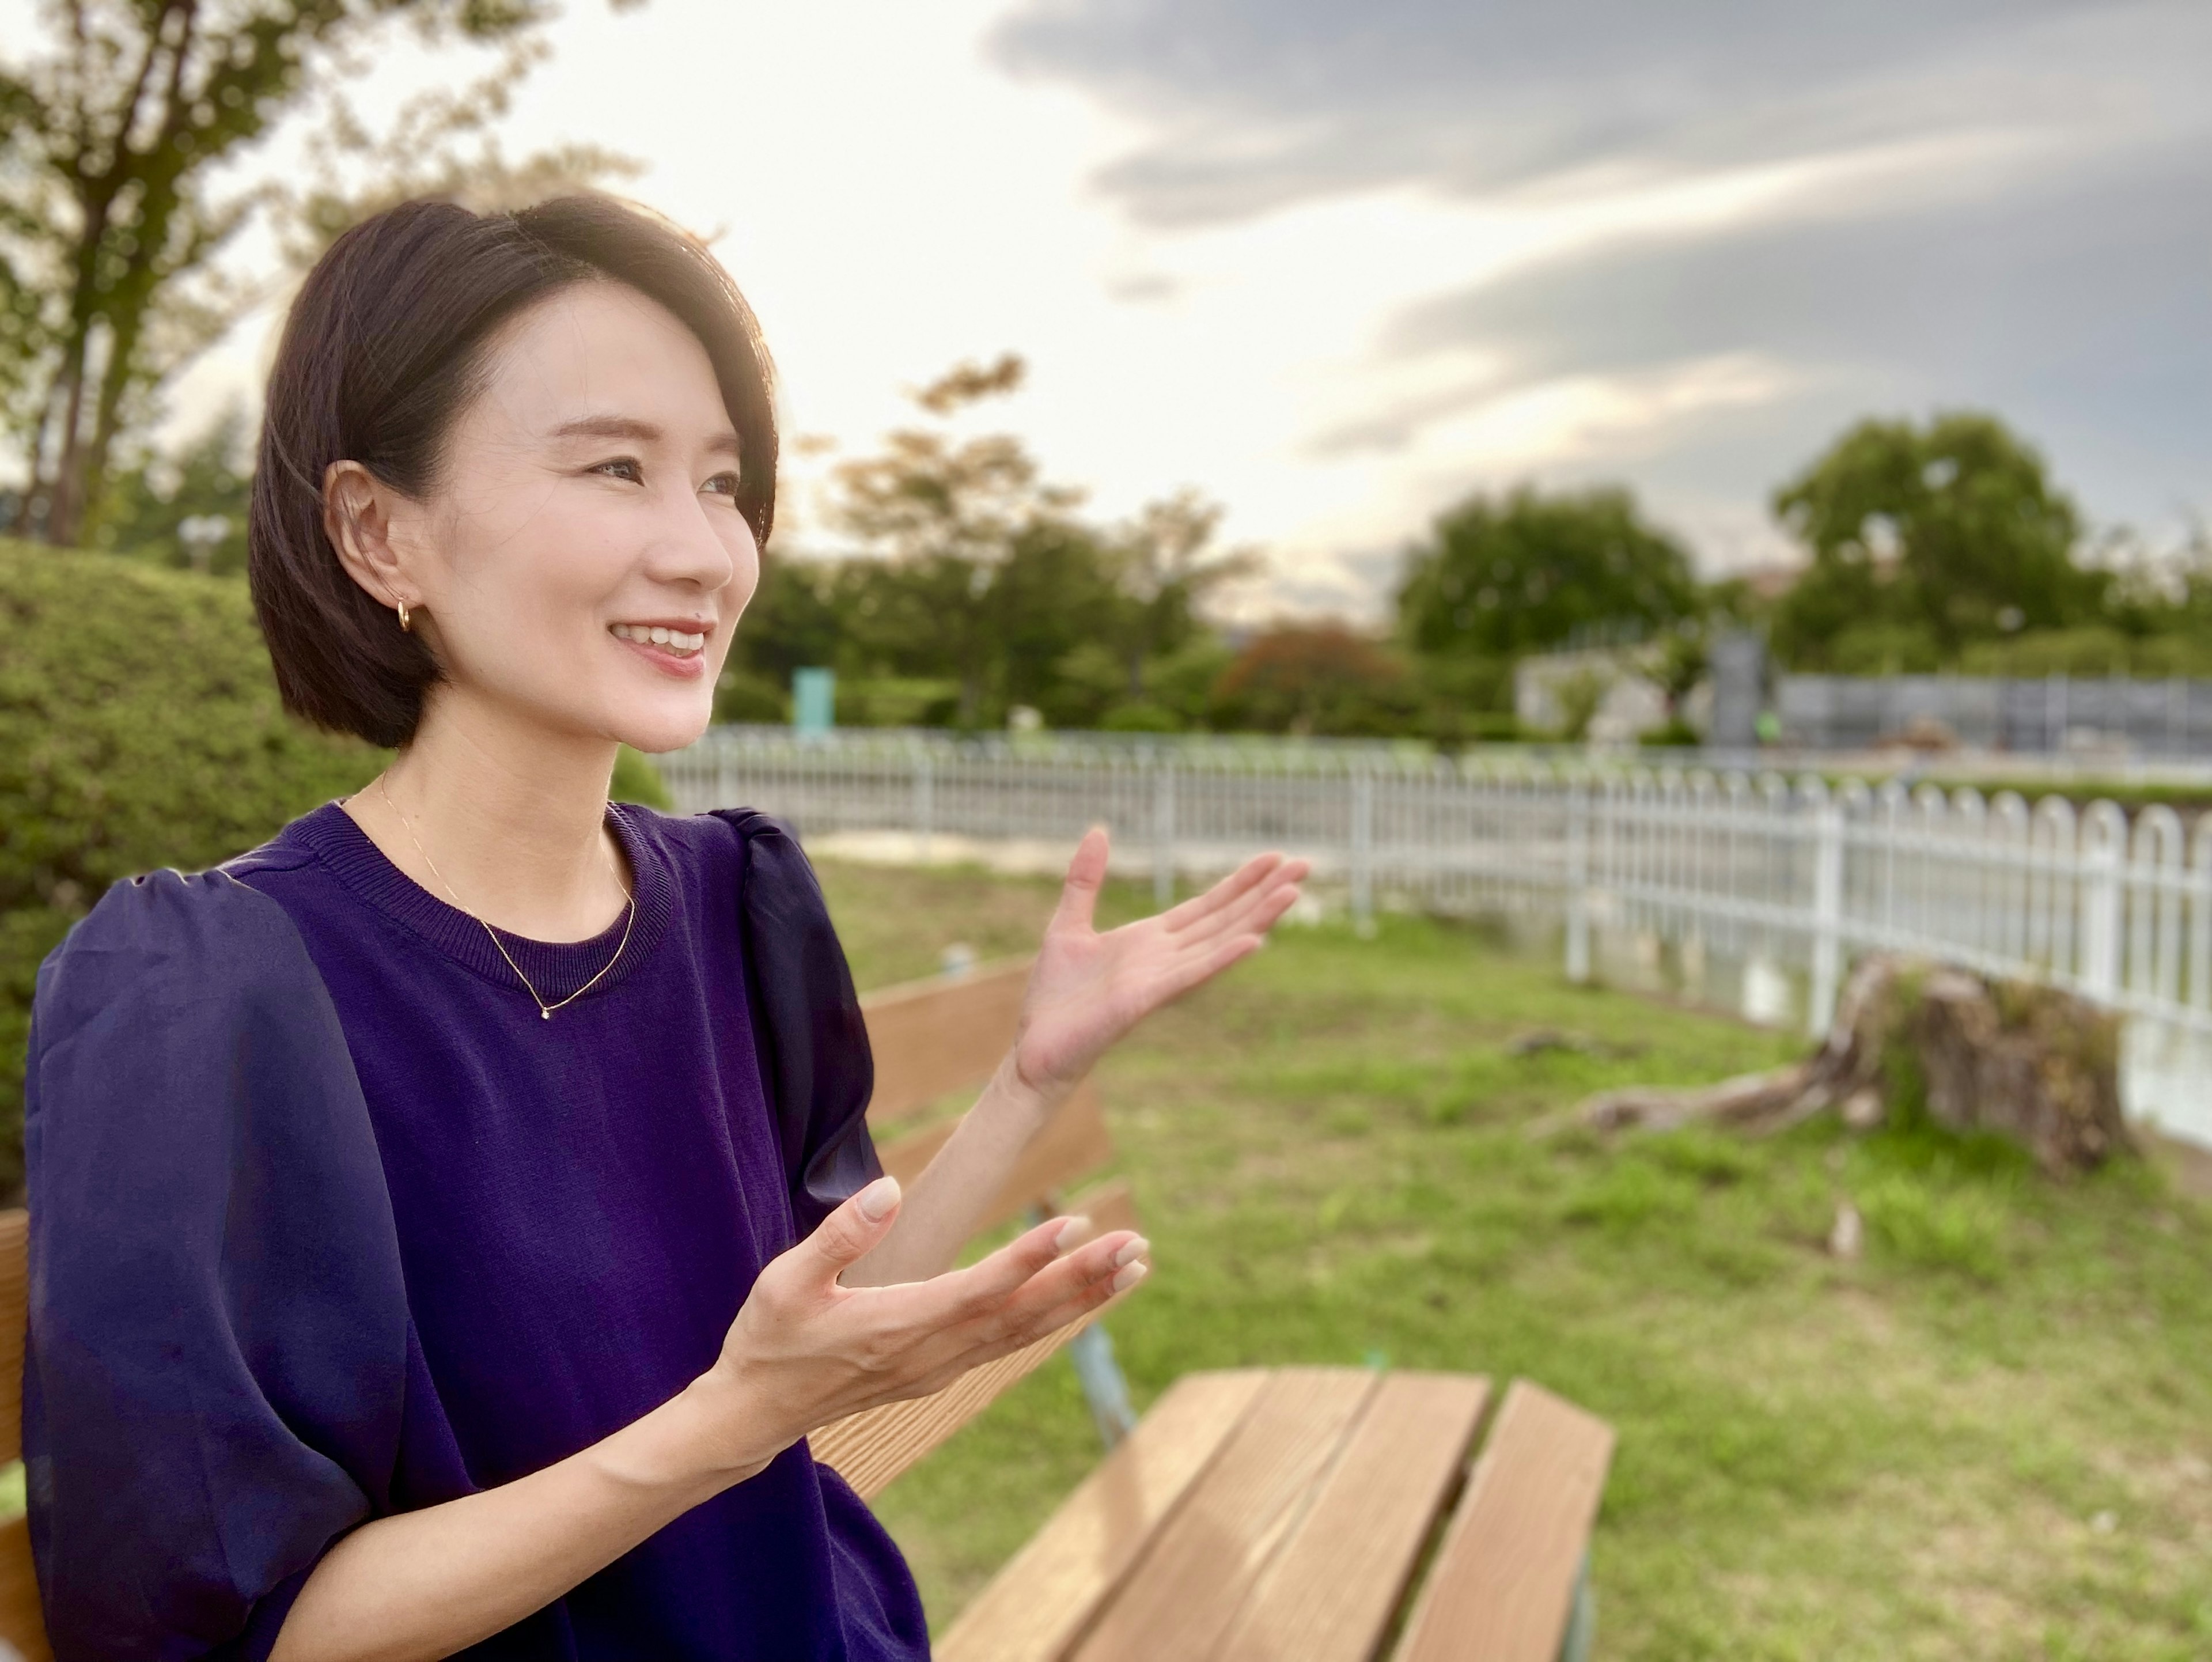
[
  {"xmin": 843, "ymin": 1053, "xmax": 1071, "ymax": 1287},
  {"xmin": 271, "ymin": 1374, "xmax": 769, "ymax": 1662}
]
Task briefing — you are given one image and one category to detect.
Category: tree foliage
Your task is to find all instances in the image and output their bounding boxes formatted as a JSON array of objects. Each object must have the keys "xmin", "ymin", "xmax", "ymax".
[
  {"xmin": 0, "ymin": 0, "xmax": 637, "ymax": 547},
  {"xmin": 1768, "ymin": 412, "xmax": 2101, "ymax": 669},
  {"xmin": 1396, "ymin": 484, "xmax": 1700, "ymax": 661},
  {"xmin": 805, "ymin": 357, "xmax": 1254, "ymax": 730}
]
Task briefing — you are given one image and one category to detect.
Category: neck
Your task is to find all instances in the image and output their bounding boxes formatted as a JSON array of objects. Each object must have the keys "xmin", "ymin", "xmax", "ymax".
[{"xmin": 346, "ymin": 689, "xmax": 631, "ymax": 943}]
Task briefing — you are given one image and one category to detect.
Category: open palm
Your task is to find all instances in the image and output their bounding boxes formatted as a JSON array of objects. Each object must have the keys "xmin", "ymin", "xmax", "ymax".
[{"xmin": 1012, "ymin": 830, "xmax": 1309, "ymax": 1096}]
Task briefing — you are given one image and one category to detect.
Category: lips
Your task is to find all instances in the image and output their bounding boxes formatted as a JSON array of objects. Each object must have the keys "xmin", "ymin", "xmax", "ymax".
[{"xmin": 609, "ymin": 619, "xmax": 714, "ymax": 682}]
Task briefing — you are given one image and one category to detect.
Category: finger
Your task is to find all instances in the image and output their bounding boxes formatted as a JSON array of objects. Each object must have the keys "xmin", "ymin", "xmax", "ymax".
[
  {"xmin": 906, "ymin": 1244, "xmax": 1149, "ymax": 1394},
  {"xmin": 940, "ymin": 1219, "xmax": 1135, "ymax": 1319},
  {"xmin": 1148, "ymin": 932, "xmax": 1268, "ymax": 1008},
  {"xmin": 800, "ymin": 1176, "xmax": 901, "ymax": 1288},
  {"xmin": 1179, "ymin": 866, "xmax": 1305, "ymax": 948},
  {"xmin": 993, "ymin": 1232, "xmax": 1147, "ymax": 1330},
  {"xmin": 1050, "ymin": 827, "xmax": 1111, "ymax": 934},
  {"xmin": 851, "ymin": 1225, "xmax": 1137, "ymax": 1393},
  {"xmin": 1160, "ymin": 851, "xmax": 1283, "ymax": 933},
  {"xmin": 950, "ymin": 1254, "xmax": 1151, "ymax": 1381}
]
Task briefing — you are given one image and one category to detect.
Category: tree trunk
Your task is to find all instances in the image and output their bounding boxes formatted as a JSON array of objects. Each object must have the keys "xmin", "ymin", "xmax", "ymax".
[{"xmin": 1574, "ymin": 955, "xmax": 2133, "ymax": 1176}]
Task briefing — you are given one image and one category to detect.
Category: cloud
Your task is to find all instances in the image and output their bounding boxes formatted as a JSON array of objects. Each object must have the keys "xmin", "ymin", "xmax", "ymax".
[
  {"xmin": 990, "ymin": 0, "xmax": 2212, "ymax": 551},
  {"xmin": 991, "ymin": 0, "xmax": 2194, "ymax": 223}
]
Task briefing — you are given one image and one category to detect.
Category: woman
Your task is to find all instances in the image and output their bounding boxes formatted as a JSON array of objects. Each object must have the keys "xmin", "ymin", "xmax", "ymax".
[{"xmin": 23, "ymin": 195, "xmax": 1305, "ymax": 1660}]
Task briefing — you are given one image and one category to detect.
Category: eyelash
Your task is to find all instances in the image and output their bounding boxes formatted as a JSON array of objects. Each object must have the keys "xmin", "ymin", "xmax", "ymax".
[{"xmin": 591, "ymin": 458, "xmax": 741, "ymax": 498}]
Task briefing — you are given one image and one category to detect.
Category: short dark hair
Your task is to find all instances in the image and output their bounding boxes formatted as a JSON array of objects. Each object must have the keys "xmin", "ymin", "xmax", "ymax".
[{"xmin": 249, "ymin": 194, "xmax": 778, "ymax": 748}]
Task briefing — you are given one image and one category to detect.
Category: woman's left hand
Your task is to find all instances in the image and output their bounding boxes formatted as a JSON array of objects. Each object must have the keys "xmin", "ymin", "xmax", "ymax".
[{"xmin": 1011, "ymin": 830, "xmax": 1308, "ymax": 1099}]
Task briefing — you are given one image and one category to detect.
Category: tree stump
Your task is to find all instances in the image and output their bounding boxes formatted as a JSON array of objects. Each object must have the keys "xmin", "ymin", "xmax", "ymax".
[{"xmin": 1574, "ymin": 956, "xmax": 2132, "ymax": 1176}]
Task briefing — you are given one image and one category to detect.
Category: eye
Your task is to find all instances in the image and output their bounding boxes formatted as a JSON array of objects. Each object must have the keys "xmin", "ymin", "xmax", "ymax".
[
  {"xmin": 591, "ymin": 457, "xmax": 645, "ymax": 484},
  {"xmin": 702, "ymin": 471, "xmax": 741, "ymax": 499}
]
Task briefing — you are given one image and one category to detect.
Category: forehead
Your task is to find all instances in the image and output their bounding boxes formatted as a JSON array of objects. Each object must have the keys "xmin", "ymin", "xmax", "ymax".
[{"xmin": 468, "ymin": 281, "xmax": 730, "ymax": 440}]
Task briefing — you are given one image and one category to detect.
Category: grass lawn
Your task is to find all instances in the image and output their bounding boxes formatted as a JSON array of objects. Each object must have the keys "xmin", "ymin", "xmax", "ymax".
[{"xmin": 817, "ymin": 858, "xmax": 2212, "ymax": 1661}]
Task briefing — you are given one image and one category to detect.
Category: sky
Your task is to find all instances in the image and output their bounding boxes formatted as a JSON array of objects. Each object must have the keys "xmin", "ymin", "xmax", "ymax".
[{"xmin": 29, "ymin": 0, "xmax": 2212, "ymax": 619}]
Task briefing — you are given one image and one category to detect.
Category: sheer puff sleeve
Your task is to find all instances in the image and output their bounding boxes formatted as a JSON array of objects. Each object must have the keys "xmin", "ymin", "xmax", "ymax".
[
  {"xmin": 23, "ymin": 868, "xmax": 410, "ymax": 1661},
  {"xmin": 714, "ymin": 812, "xmax": 885, "ymax": 1240}
]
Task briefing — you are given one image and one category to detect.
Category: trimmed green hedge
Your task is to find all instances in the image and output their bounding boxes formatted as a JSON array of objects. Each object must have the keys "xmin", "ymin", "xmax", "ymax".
[
  {"xmin": 0, "ymin": 540, "xmax": 383, "ymax": 1194},
  {"xmin": 0, "ymin": 540, "xmax": 681, "ymax": 1196}
]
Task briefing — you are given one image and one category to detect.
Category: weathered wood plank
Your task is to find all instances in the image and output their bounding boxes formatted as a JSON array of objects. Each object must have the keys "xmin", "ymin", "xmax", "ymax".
[
  {"xmin": 812, "ymin": 1313, "xmax": 1100, "ymax": 1502},
  {"xmin": 1071, "ymin": 1368, "xmax": 1379, "ymax": 1662},
  {"xmin": 0, "ymin": 1515, "xmax": 48, "ymax": 1661},
  {"xmin": 1393, "ymin": 1380, "xmax": 1615, "ymax": 1662},
  {"xmin": 0, "ymin": 1210, "xmax": 24, "ymax": 1469},
  {"xmin": 863, "ymin": 959, "xmax": 1031, "ymax": 1125},
  {"xmin": 1218, "ymin": 1372, "xmax": 1490, "ymax": 1662},
  {"xmin": 939, "ymin": 1371, "xmax": 1269, "ymax": 1662}
]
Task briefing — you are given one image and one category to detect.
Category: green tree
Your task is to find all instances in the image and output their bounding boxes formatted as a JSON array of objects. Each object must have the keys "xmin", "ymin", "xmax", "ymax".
[
  {"xmin": 1098, "ymin": 489, "xmax": 1255, "ymax": 701},
  {"xmin": 1397, "ymin": 484, "xmax": 1699, "ymax": 661},
  {"xmin": 93, "ymin": 403, "xmax": 251, "ymax": 573},
  {"xmin": 0, "ymin": 0, "xmax": 637, "ymax": 548},
  {"xmin": 1769, "ymin": 412, "xmax": 2100, "ymax": 668},
  {"xmin": 824, "ymin": 354, "xmax": 1083, "ymax": 725}
]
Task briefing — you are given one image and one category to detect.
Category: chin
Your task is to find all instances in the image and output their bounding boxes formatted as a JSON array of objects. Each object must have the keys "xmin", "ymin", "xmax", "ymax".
[{"xmin": 609, "ymin": 698, "xmax": 715, "ymax": 756}]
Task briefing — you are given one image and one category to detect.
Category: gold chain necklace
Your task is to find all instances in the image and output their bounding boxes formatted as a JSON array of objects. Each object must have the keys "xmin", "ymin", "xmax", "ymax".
[{"xmin": 377, "ymin": 776, "xmax": 636, "ymax": 1021}]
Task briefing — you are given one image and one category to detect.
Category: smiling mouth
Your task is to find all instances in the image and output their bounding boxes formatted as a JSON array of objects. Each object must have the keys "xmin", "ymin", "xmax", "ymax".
[{"xmin": 611, "ymin": 622, "xmax": 707, "ymax": 657}]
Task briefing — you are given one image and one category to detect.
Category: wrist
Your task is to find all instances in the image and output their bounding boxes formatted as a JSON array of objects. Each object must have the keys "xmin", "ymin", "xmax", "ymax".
[
  {"xmin": 652, "ymin": 1367, "xmax": 783, "ymax": 1490},
  {"xmin": 995, "ymin": 1048, "xmax": 1076, "ymax": 1120}
]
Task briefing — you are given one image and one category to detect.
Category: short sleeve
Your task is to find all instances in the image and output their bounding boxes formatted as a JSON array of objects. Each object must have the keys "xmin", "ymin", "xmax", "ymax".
[
  {"xmin": 23, "ymin": 869, "xmax": 411, "ymax": 1660},
  {"xmin": 717, "ymin": 813, "xmax": 884, "ymax": 1238}
]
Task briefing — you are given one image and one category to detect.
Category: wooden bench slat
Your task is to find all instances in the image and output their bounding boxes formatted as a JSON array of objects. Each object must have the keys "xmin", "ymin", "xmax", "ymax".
[
  {"xmin": 874, "ymin": 1083, "xmax": 1116, "ymax": 1237},
  {"xmin": 810, "ymin": 1178, "xmax": 1143, "ymax": 1505},
  {"xmin": 1071, "ymin": 1367, "xmax": 1379, "ymax": 1662},
  {"xmin": 0, "ymin": 1516, "xmax": 46, "ymax": 1662},
  {"xmin": 813, "ymin": 1311, "xmax": 1104, "ymax": 1502},
  {"xmin": 938, "ymin": 1371, "xmax": 1268, "ymax": 1662},
  {"xmin": 1217, "ymin": 1372, "xmax": 1490, "ymax": 1662},
  {"xmin": 862, "ymin": 960, "xmax": 1031, "ymax": 1125},
  {"xmin": 1393, "ymin": 1380, "xmax": 1615, "ymax": 1662},
  {"xmin": 0, "ymin": 1212, "xmax": 25, "ymax": 1468}
]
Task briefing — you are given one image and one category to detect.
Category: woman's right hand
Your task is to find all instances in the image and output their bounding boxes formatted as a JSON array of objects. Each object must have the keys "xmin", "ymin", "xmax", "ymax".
[{"xmin": 688, "ymin": 1175, "xmax": 1147, "ymax": 1476}]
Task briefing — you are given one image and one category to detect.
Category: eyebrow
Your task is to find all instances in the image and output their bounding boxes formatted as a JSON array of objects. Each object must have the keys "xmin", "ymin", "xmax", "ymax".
[{"xmin": 552, "ymin": 414, "xmax": 742, "ymax": 457}]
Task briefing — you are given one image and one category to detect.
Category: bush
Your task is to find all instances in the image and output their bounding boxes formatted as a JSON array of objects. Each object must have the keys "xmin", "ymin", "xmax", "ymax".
[
  {"xmin": 611, "ymin": 747, "xmax": 673, "ymax": 810},
  {"xmin": 0, "ymin": 540, "xmax": 382, "ymax": 1195},
  {"xmin": 1209, "ymin": 626, "xmax": 1421, "ymax": 736}
]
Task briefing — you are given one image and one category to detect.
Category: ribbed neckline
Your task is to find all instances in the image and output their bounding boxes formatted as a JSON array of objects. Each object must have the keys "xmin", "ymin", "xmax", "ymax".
[{"xmin": 283, "ymin": 799, "xmax": 675, "ymax": 1009}]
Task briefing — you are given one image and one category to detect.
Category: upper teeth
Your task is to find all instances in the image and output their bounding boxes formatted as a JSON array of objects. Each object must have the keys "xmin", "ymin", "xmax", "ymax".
[{"xmin": 614, "ymin": 623, "xmax": 706, "ymax": 652}]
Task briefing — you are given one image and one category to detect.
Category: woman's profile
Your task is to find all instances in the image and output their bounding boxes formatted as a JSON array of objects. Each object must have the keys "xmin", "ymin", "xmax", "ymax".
[{"xmin": 22, "ymin": 194, "xmax": 1305, "ymax": 1660}]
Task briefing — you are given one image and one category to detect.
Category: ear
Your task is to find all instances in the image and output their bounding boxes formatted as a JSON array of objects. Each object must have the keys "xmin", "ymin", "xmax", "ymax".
[{"xmin": 323, "ymin": 460, "xmax": 417, "ymax": 618}]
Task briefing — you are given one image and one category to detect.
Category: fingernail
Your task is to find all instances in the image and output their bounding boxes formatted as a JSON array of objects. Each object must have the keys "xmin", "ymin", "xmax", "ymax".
[
  {"xmin": 857, "ymin": 1176, "xmax": 900, "ymax": 1221},
  {"xmin": 1055, "ymin": 1215, "xmax": 1094, "ymax": 1251},
  {"xmin": 1111, "ymin": 1260, "xmax": 1149, "ymax": 1295},
  {"xmin": 1112, "ymin": 1236, "xmax": 1149, "ymax": 1269}
]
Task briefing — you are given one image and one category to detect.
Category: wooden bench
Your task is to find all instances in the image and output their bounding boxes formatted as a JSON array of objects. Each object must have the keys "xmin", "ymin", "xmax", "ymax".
[{"xmin": 0, "ymin": 956, "xmax": 1616, "ymax": 1659}]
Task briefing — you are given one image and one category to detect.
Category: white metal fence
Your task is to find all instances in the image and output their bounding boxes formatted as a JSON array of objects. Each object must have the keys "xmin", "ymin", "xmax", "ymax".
[{"xmin": 662, "ymin": 728, "xmax": 2212, "ymax": 1044}]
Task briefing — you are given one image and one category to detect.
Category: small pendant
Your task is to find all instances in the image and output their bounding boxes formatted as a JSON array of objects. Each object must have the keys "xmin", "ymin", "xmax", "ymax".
[{"xmin": 541, "ymin": 1009, "xmax": 552, "ymax": 1020}]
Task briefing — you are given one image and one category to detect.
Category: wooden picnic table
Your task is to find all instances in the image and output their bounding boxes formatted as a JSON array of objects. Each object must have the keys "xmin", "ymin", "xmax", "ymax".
[{"xmin": 939, "ymin": 1365, "xmax": 1615, "ymax": 1662}]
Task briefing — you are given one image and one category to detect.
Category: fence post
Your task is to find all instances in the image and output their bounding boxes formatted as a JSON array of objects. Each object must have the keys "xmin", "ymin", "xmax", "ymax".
[
  {"xmin": 1807, "ymin": 797, "xmax": 1845, "ymax": 1036},
  {"xmin": 2081, "ymin": 805, "xmax": 2123, "ymax": 1001},
  {"xmin": 1152, "ymin": 759, "xmax": 1177, "ymax": 908},
  {"xmin": 1565, "ymin": 780, "xmax": 1592, "ymax": 984},
  {"xmin": 1350, "ymin": 771, "xmax": 1375, "ymax": 937},
  {"xmin": 913, "ymin": 751, "xmax": 934, "ymax": 865}
]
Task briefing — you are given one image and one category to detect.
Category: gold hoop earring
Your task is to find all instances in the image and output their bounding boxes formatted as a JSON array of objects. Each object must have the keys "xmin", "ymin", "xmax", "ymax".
[{"xmin": 397, "ymin": 600, "xmax": 412, "ymax": 633}]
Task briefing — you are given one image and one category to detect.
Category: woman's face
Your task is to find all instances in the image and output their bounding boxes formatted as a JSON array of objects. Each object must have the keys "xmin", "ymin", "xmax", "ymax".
[{"xmin": 386, "ymin": 281, "xmax": 756, "ymax": 755}]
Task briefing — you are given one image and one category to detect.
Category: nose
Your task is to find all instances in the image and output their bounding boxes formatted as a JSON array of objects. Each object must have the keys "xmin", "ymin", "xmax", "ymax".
[{"xmin": 646, "ymin": 486, "xmax": 743, "ymax": 596}]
